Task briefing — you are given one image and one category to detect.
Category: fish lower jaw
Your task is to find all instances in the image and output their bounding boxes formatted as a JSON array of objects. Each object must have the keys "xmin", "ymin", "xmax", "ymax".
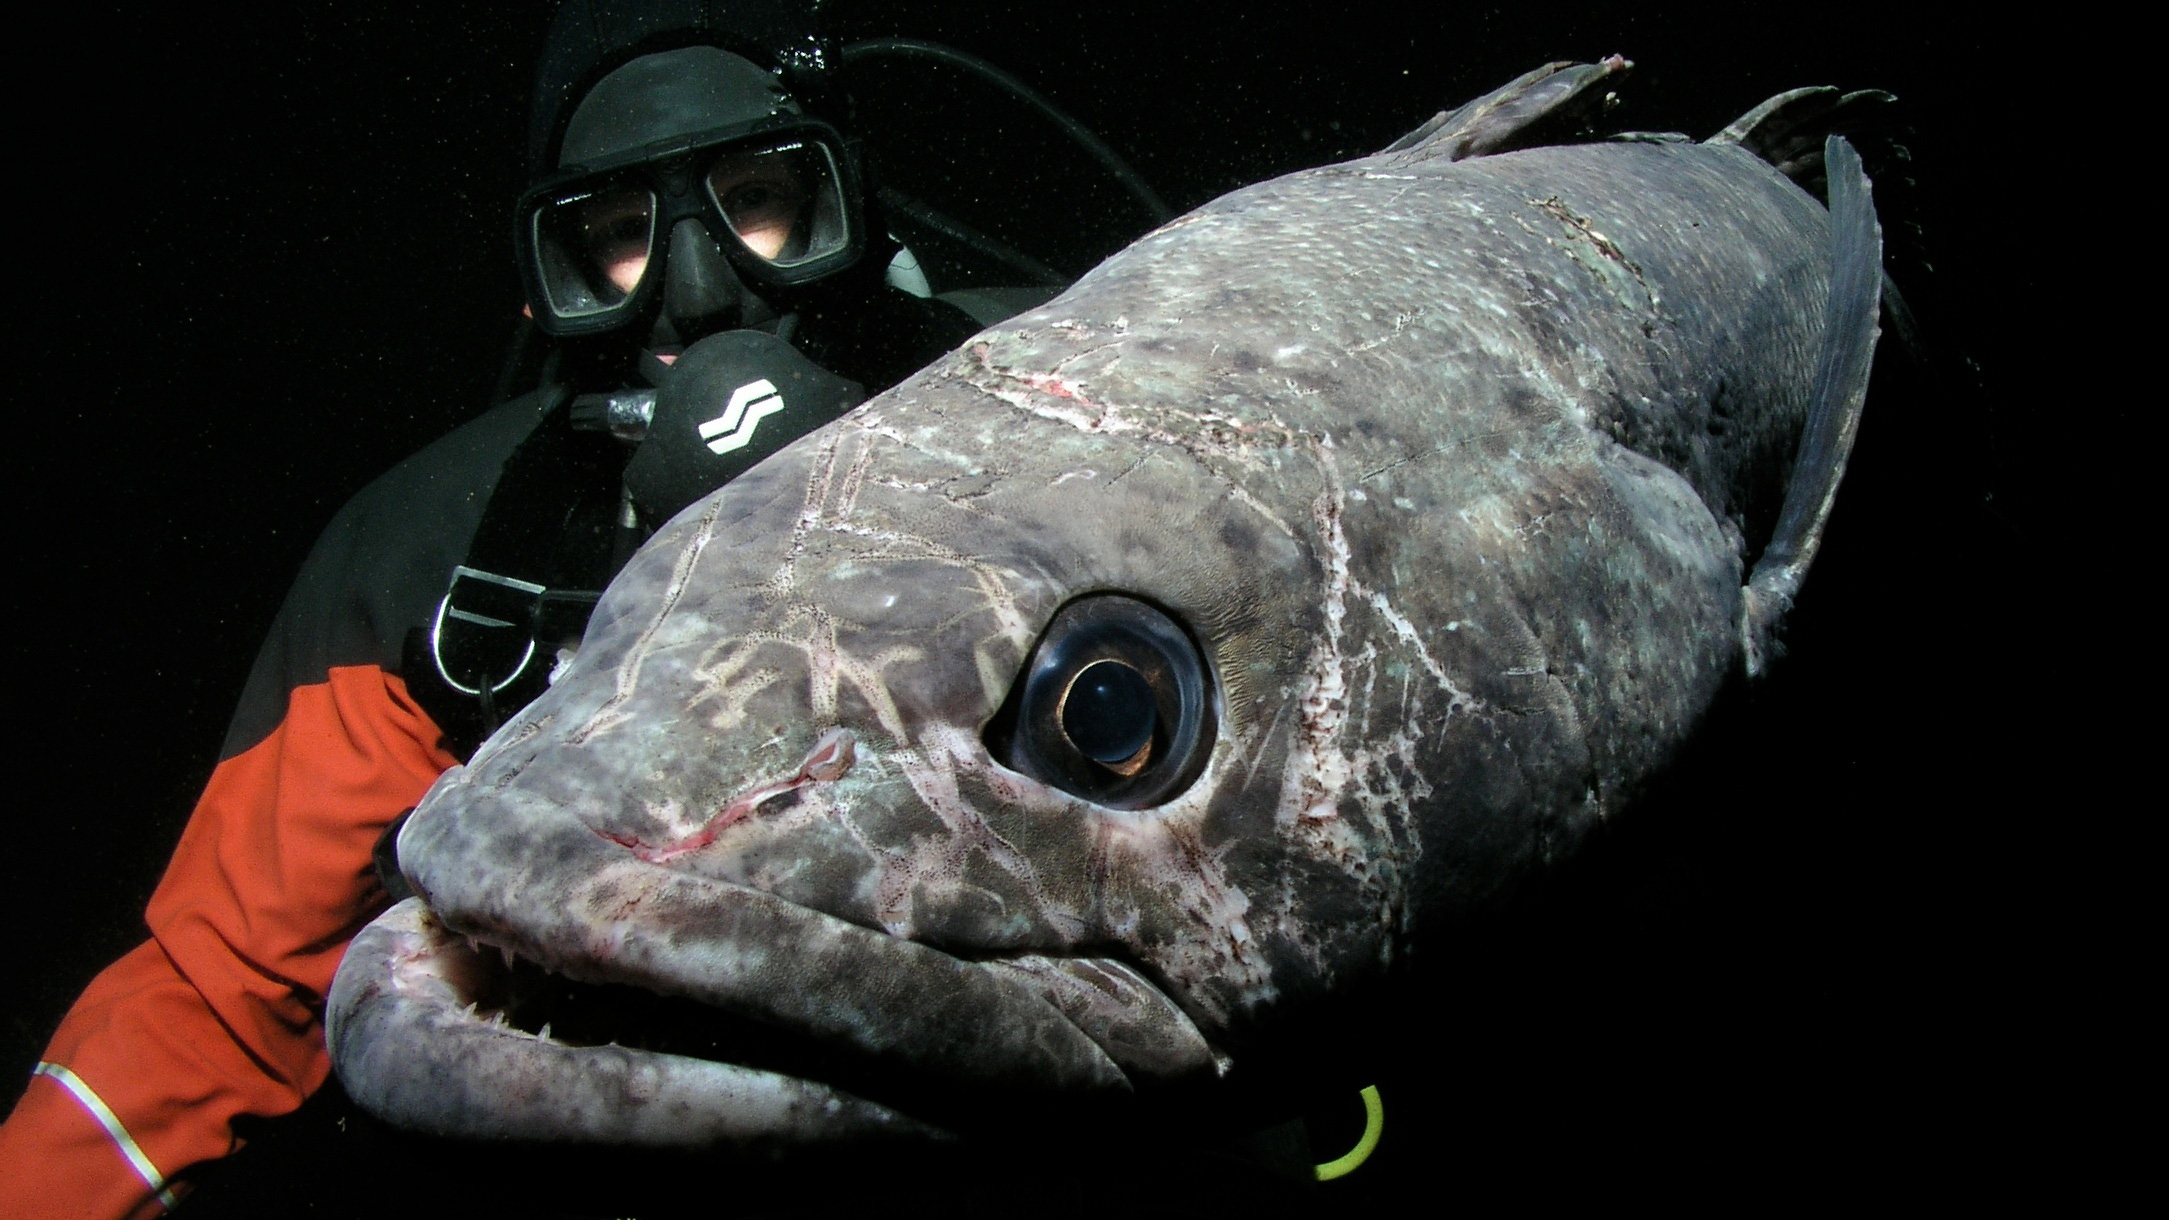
[
  {"xmin": 331, "ymin": 898, "xmax": 947, "ymax": 1149},
  {"xmin": 329, "ymin": 897, "xmax": 1231, "ymax": 1150}
]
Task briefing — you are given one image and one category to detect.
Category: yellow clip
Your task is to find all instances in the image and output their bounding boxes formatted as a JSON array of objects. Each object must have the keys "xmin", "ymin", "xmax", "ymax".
[{"xmin": 1313, "ymin": 1085, "xmax": 1383, "ymax": 1181}]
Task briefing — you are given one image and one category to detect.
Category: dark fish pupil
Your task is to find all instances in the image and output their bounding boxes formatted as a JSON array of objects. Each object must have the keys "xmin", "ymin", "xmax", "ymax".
[{"xmin": 1062, "ymin": 660, "xmax": 1156, "ymax": 763}]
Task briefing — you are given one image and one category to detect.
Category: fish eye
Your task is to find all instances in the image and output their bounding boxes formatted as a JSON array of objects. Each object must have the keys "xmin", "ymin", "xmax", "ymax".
[
  {"xmin": 984, "ymin": 595, "xmax": 1214, "ymax": 809},
  {"xmin": 1061, "ymin": 659, "xmax": 1156, "ymax": 770}
]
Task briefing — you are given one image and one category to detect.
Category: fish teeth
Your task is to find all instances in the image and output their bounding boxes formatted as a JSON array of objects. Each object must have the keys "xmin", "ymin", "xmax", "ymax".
[{"xmin": 537, "ymin": 1023, "xmax": 553, "ymax": 1042}]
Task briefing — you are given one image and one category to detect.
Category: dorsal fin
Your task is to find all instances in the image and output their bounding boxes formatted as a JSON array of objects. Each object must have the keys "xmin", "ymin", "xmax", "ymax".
[
  {"xmin": 1381, "ymin": 55, "xmax": 1632, "ymax": 161},
  {"xmin": 1710, "ymin": 86, "xmax": 1897, "ymax": 200},
  {"xmin": 1741, "ymin": 135, "xmax": 1883, "ymax": 677}
]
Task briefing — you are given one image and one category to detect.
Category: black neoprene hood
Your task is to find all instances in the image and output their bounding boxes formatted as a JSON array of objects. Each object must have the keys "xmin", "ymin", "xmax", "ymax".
[
  {"xmin": 527, "ymin": 0, "xmax": 841, "ymax": 179},
  {"xmin": 556, "ymin": 44, "xmax": 797, "ymax": 168}
]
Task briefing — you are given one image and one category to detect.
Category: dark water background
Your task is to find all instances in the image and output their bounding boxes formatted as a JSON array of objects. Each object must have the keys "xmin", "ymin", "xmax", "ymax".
[{"xmin": 9, "ymin": 2, "xmax": 2093, "ymax": 1212}]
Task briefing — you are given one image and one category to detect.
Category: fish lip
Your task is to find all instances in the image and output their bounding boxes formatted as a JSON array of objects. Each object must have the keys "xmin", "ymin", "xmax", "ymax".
[
  {"xmin": 488, "ymin": 914, "xmax": 1171, "ymax": 1086},
  {"xmin": 399, "ymin": 789, "xmax": 1196, "ymax": 1101},
  {"xmin": 328, "ymin": 897, "xmax": 949, "ymax": 1149},
  {"xmin": 448, "ymin": 882, "xmax": 1213, "ymax": 1082},
  {"xmin": 440, "ymin": 908, "xmax": 947, "ymax": 1120},
  {"xmin": 336, "ymin": 889, "xmax": 1219, "ymax": 1144}
]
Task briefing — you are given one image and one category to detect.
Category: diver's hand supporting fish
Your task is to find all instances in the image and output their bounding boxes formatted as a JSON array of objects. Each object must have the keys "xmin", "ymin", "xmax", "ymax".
[{"xmin": 328, "ymin": 57, "xmax": 1883, "ymax": 1150}]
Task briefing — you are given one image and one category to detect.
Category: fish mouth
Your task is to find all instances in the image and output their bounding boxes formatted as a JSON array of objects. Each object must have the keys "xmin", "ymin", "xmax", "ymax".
[
  {"xmin": 328, "ymin": 898, "xmax": 935, "ymax": 1148},
  {"xmin": 328, "ymin": 882, "xmax": 1220, "ymax": 1151}
]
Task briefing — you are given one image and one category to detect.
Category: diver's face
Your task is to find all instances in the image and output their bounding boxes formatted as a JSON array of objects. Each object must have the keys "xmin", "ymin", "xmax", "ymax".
[
  {"xmin": 708, "ymin": 150, "xmax": 811, "ymax": 262},
  {"xmin": 579, "ymin": 152, "xmax": 810, "ymax": 295},
  {"xmin": 576, "ymin": 191, "xmax": 652, "ymax": 296}
]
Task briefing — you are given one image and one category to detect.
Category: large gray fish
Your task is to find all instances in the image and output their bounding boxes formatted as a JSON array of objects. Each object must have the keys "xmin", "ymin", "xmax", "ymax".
[{"xmin": 328, "ymin": 59, "xmax": 1886, "ymax": 1151}]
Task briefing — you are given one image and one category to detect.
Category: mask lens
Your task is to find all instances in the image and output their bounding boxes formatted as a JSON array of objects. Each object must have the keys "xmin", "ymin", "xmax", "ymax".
[
  {"xmin": 705, "ymin": 140, "xmax": 850, "ymax": 271},
  {"xmin": 531, "ymin": 182, "xmax": 656, "ymax": 319}
]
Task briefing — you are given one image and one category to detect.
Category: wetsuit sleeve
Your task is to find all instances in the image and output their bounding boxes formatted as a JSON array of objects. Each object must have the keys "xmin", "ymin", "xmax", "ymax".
[
  {"xmin": 0, "ymin": 667, "xmax": 458, "ymax": 1219},
  {"xmin": 0, "ymin": 392, "xmax": 545, "ymax": 1219}
]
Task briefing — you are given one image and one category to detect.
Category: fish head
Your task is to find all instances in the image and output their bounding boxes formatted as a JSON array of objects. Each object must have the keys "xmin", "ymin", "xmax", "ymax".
[{"xmin": 377, "ymin": 301, "xmax": 1573, "ymax": 1142}]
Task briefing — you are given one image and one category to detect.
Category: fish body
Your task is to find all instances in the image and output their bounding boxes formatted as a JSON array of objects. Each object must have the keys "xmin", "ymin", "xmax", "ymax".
[{"xmin": 329, "ymin": 63, "xmax": 1882, "ymax": 1148}]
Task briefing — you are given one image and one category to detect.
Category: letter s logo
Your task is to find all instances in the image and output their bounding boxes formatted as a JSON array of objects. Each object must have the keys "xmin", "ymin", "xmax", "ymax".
[{"xmin": 696, "ymin": 379, "xmax": 785, "ymax": 455}]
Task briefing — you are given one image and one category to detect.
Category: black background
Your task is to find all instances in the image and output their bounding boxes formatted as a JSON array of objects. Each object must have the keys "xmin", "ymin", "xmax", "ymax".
[{"xmin": 8, "ymin": 2, "xmax": 2089, "ymax": 1213}]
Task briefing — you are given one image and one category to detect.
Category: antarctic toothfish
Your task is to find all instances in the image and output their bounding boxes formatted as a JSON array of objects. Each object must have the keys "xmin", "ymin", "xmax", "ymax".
[{"xmin": 329, "ymin": 59, "xmax": 1885, "ymax": 1150}]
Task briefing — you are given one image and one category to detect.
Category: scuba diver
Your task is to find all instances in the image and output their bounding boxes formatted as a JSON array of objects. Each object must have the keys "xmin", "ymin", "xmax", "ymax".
[{"xmin": 0, "ymin": 2, "xmax": 1139, "ymax": 1214}]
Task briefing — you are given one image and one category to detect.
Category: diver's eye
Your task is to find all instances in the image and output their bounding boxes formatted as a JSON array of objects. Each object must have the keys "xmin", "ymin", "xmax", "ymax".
[{"xmin": 984, "ymin": 595, "xmax": 1215, "ymax": 809}]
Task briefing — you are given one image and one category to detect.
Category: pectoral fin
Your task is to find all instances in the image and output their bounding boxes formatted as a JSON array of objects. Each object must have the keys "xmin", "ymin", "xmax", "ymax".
[{"xmin": 1742, "ymin": 135, "xmax": 1882, "ymax": 677}]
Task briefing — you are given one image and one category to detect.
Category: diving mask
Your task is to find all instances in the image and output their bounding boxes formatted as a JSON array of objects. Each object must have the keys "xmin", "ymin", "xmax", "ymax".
[{"xmin": 517, "ymin": 118, "xmax": 863, "ymax": 337}]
